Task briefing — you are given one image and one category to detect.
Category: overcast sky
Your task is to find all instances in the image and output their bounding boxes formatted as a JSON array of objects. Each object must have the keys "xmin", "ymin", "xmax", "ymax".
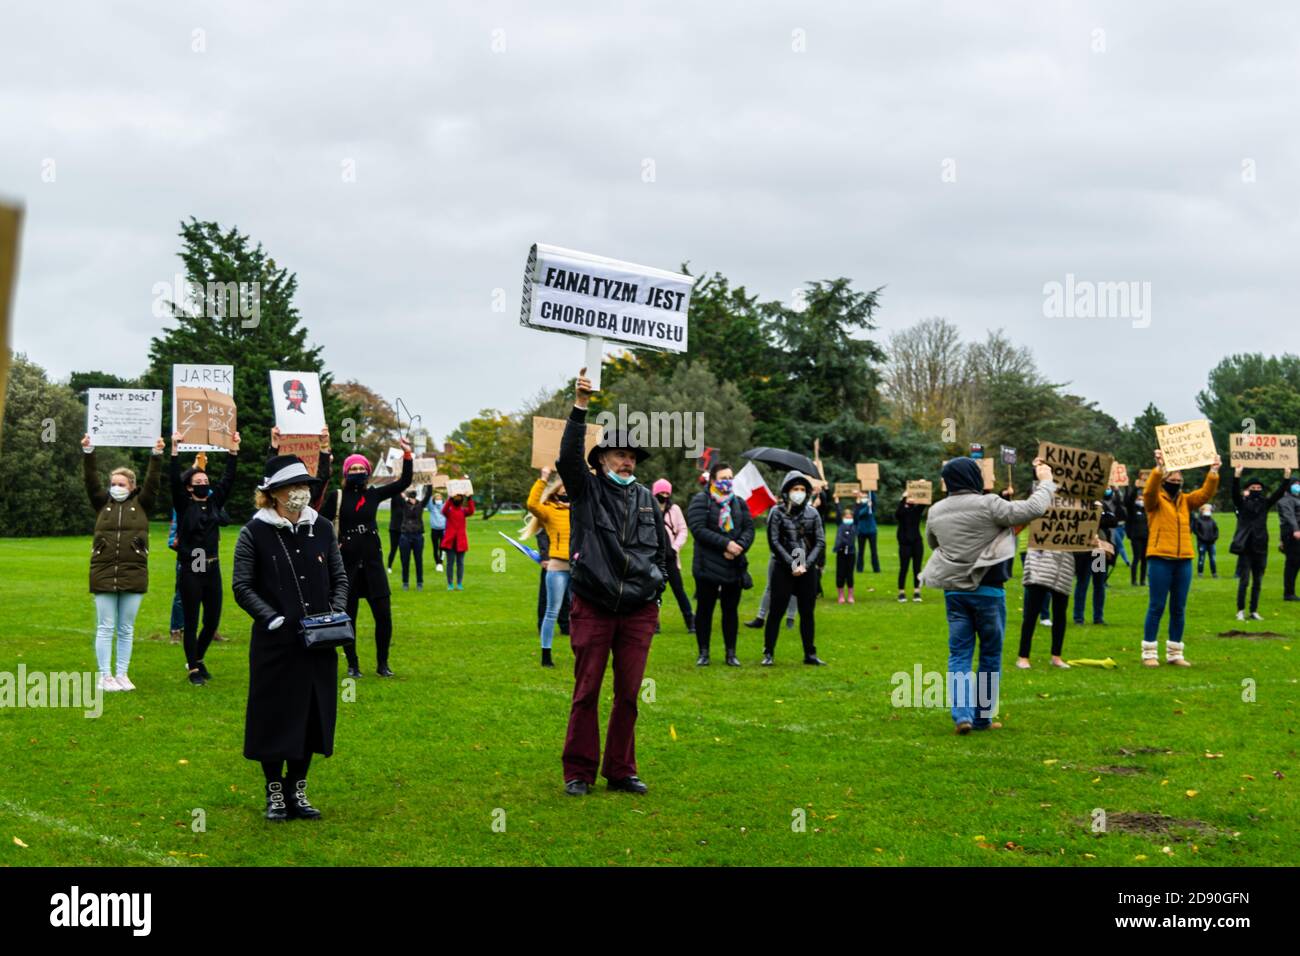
[{"xmin": 4, "ymin": 1, "xmax": 1298, "ymax": 445}]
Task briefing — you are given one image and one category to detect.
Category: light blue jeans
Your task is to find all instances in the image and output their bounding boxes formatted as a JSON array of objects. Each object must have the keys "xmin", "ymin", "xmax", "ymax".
[
  {"xmin": 944, "ymin": 588, "xmax": 1006, "ymax": 728},
  {"xmin": 94, "ymin": 591, "xmax": 144, "ymax": 676},
  {"xmin": 541, "ymin": 569, "xmax": 571, "ymax": 649}
]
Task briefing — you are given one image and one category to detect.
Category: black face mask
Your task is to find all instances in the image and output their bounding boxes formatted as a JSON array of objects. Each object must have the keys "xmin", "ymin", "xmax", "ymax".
[
  {"xmin": 655, "ymin": 495, "xmax": 669, "ymax": 506},
  {"xmin": 346, "ymin": 473, "xmax": 367, "ymax": 487},
  {"xmin": 556, "ymin": 494, "xmax": 570, "ymax": 503},
  {"xmin": 1163, "ymin": 481, "xmax": 1182, "ymax": 497},
  {"xmin": 190, "ymin": 485, "xmax": 210, "ymax": 499}
]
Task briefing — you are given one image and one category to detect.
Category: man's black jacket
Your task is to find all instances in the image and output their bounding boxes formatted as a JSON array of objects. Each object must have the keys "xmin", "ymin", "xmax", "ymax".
[
  {"xmin": 558, "ymin": 407, "xmax": 668, "ymax": 613},
  {"xmin": 1230, "ymin": 475, "xmax": 1285, "ymax": 555}
]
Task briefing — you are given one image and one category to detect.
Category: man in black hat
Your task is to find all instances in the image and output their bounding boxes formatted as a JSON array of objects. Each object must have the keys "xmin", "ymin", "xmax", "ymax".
[
  {"xmin": 1229, "ymin": 464, "xmax": 1290, "ymax": 620},
  {"xmin": 557, "ymin": 368, "xmax": 668, "ymax": 796}
]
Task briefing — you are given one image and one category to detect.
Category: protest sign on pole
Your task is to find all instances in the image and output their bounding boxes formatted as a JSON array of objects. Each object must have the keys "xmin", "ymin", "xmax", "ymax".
[
  {"xmin": 1026, "ymin": 499, "xmax": 1103, "ymax": 552},
  {"xmin": 1036, "ymin": 441, "xmax": 1115, "ymax": 503},
  {"xmin": 1000, "ymin": 445, "xmax": 1017, "ymax": 465},
  {"xmin": 0, "ymin": 200, "xmax": 21, "ymax": 441},
  {"xmin": 520, "ymin": 243, "xmax": 692, "ymax": 390},
  {"xmin": 833, "ymin": 482, "xmax": 861, "ymax": 500},
  {"xmin": 1155, "ymin": 419, "xmax": 1217, "ymax": 471},
  {"xmin": 906, "ymin": 480, "xmax": 933, "ymax": 505},
  {"xmin": 276, "ymin": 433, "xmax": 322, "ymax": 476},
  {"xmin": 531, "ymin": 416, "xmax": 604, "ymax": 470},
  {"xmin": 1109, "ymin": 461, "xmax": 1129, "ymax": 487},
  {"xmin": 174, "ymin": 386, "xmax": 237, "ymax": 450},
  {"xmin": 268, "ymin": 370, "xmax": 327, "ymax": 435},
  {"xmin": 87, "ymin": 388, "xmax": 163, "ymax": 447},
  {"xmin": 1229, "ymin": 433, "xmax": 1299, "ymax": 469},
  {"xmin": 172, "ymin": 364, "xmax": 234, "ymax": 452}
]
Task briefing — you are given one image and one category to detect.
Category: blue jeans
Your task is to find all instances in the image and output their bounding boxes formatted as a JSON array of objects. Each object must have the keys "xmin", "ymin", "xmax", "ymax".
[
  {"xmin": 1112, "ymin": 525, "xmax": 1130, "ymax": 565},
  {"xmin": 1197, "ymin": 541, "xmax": 1217, "ymax": 575},
  {"xmin": 944, "ymin": 589, "xmax": 1005, "ymax": 727},
  {"xmin": 94, "ymin": 591, "xmax": 144, "ymax": 676},
  {"xmin": 1144, "ymin": 557, "xmax": 1192, "ymax": 643},
  {"xmin": 170, "ymin": 559, "xmax": 184, "ymax": 631},
  {"xmin": 540, "ymin": 568, "xmax": 571, "ymax": 649}
]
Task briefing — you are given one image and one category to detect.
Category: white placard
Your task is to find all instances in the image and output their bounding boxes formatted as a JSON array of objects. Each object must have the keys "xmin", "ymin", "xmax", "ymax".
[
  {"xmin": 87, "ymin": 388, "xmax": 162, "ymax": 448},
  {"xmin": 268, "ymin": 370, "xmax": 327, "ymax": 435},
  {"xmin": 520, "ymin": 243, "xmax": 692, "ymax": 353},
  {"xmin": 172, "ymin": 364, "xmax": 234, "ymax": 452}
]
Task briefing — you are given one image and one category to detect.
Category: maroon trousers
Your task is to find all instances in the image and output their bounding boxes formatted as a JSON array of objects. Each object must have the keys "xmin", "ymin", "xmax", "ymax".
[{"xmin": 561, "ymin": 592, "xmax": 657, "ymax": 784}]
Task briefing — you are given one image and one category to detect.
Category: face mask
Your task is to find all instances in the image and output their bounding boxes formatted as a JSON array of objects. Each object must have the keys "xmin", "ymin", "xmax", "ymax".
[
  {"xmin": 789, "ymin": 490, "xmax": 807, "ymax": 506},
  {"xmin": 191, "ymin": 485, "xmax": 210, "ymax": 499},
  {"xmin": 655, "ymin": 495, "xmax": 669, "ymax": 505},
  {"xmin": 1163, "ymin": 481, "xmax": 1182, "ymax": 497},
  {"xmin": 606, "ymin": 470, "xmax": 635, "ymax": 487},
  {"xmin": 841, "ymin": 516, "xmax": 853, "ymax": 524},
  {"xmin": 285, "ymin": 488, "xmax": 312, "ymax": 511},
  {"xmin": 346, "ymin": 472, "xmax": 368, "ymax": 487},
  {"xmin": 108, "ymin": 485, "xmax": 130, "ymax": 502},
  {"xmin": 713, "ymin": 478, "xmax": 733, "ymax": 495},
  {"xmin": 1246, "ymin": 489, "xmax": 1260, "ymax": 498},
  {"xmin": 1292, "ymin": 484, "xmax": 1300, "ymax": 496},
  {"xmin": 556, "ymin": 493, "xmax": 570, "ymax": 503},
  {"xmin": 1103, "ymin": 489, "xmax": 1113, "ymax": 498}
]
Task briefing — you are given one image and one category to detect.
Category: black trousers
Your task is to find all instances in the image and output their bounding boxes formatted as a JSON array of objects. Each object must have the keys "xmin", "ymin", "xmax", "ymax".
[
  {"xmin": 855, "ymin": 532, "xmax": 880, "ymax": 572},
  {"xmin": 1284, "ymin": 540, "xmax": 1300, "ymax": 598},
  {"xmin": 345, "ymin": 586, "xmax": 393, "ymax": 670},
  {"xmin": 536, "ymin": 566, "xmax": 571, "ymax": 633},
  {"xmin": 386, "ymin": 522, "xmax": 401, "ymax": 568},
  {"xmin": 1130, "ymin": 536, "xmax": 1148, "ymax": 585},
  {"xmin": 429, "ymin": 531, "xmax": 445, "ymax": 566},
  {"xmin": 179, "ymin": 564, "xmax": 222, "ymax": 669},
  {"xmin": 764, "ymin": 564, "xmax": 817, "ymax": 658},
  {"xmin": 399, "ymin": 531, "xmax": 424, "ymax": 584},
  {"xmin": 1020, "ymin": 585, "xmax": 1068, "ymax": 657},
  {"xmin": 835, "ymin": 552, "xmax": 854, "ymax": 588},
  {"xmin": 898, "ymin": 540, "xmax": 923, "ymax": 591},
  {"xmin": 664, "ymin": 554, "xmax": 695, "ymax": 628},
  {"xmin": 694, "ymin": 577, "xmax": 741, "ymax": 653},
  {"xmin": 1236, "ymin": 549, "xmax": 1266, "ymax": 612}
]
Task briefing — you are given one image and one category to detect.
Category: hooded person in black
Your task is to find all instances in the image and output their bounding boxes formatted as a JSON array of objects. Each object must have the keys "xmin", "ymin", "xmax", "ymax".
[
  {"xmin": 1230, "ymin": 467, "xmax": 1289, "ymax": 617},
  {"xmin": 1123, "ymin": 483, "xmax": 1149, "ymax": 585},
  {"xmin": 763, "ymin": 470, "xmax": 826, "ymax": 666},
  {"xmin": 895, "ymin": 486, "xmax": 928, "ymax": 602}
]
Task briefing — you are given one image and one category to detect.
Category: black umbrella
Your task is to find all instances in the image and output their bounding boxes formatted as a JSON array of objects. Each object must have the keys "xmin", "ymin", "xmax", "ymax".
[{"xmin": 741, "ymin": 447, "xmax": 820, "ymax": 478}]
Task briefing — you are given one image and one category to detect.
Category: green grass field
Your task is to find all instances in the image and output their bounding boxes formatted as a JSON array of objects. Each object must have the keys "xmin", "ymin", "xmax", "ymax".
[{"xmin": 1, "ymin": 510, "xmax": 1296, "ymax": 867}]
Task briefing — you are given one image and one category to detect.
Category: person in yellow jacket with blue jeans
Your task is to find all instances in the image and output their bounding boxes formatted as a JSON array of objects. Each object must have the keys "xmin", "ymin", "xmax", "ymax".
[
  {"xmin": 1141, "ymin": 448, "xmax": 1221, "ymax": 667},
  {"xmin": 527, "ymin": 465, "xmax": 572, "ymax": 668}
]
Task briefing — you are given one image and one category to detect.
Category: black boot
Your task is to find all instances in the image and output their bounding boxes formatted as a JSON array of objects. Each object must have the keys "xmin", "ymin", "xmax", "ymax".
[
  {"xmin": 743, "ymin": 617, "xmax": 764, "ymax": 629},
  {"xmin": 288, "ymin": 779, "xmax": 322, "ymax": 820},
  {"xmin": 725, "ymin": 646, "xmax": 741, "ymax": 667},
  {"xmin": 376, "ymin": 663, "xmax": 395, "ymax": 677},
  {"xmin": 686, "ymin": 616, "xmax": 696, "ymax": 634},
  {"xmin": 265, "ymin": 780, "xmax": 288, "ymax": 822},
  {"xmin": 541, "ymin": 648, "xmax": 554, "ymax": 668},
  {"xmin": 695, "ymin": 642, "xmax": 710, "ymax": 666}
]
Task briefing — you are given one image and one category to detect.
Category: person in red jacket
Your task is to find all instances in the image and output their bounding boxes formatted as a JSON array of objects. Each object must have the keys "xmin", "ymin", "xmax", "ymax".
[{"xmin": 441, "ymin": 489, "xmax": 475, "ymax": 589}]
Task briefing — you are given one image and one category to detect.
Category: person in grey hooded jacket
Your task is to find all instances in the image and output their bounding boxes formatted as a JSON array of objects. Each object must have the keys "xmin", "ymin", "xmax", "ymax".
[{"xmin": 920, "ymin": 456, "xmax": 1055, "ymax": 733}]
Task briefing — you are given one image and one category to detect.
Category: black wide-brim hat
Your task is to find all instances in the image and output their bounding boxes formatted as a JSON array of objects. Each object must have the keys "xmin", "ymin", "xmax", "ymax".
[
  {"xmin": 586, "ymin": 429, "xmax": 652, "ymax": 469},
  {"xmin": 257, "ymin": 454, "xmax": 323, "ymax": 492}
]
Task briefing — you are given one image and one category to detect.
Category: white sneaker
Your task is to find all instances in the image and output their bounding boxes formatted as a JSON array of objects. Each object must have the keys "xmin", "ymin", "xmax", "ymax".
[
  {"xmin": 116, "ymin": 674, "xmax": 136, "ymax": 691},
  {"xmin": 387, "ymin": 566, "xmax": 393, "ymax": 574},
  {"xmin": 1236, "ymin": 610, "xmax": 1245, "ymax": 621},
  {"xmin": 436, "ymin": 564, "xmax": 444, "ymax": 572},
  {"xmin": 1042, "ymin": 618, "xmax": 1053, "ymax": 626},
  {"xmin": 1250, "ymin": 611, "xmax": 1264, "ymax": 621},
  {"xmin": 97, "ymin": 674, "xmax": 121, "ymax": 692}
]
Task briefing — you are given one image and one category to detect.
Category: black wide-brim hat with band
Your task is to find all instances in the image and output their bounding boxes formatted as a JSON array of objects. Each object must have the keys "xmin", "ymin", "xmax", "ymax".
[
  {"xmin": 586, "ymin": 429, "xmax": 652, "ymax": 469},
  {"xmin": 258, "ymin": 454, "xmax": 322, "ymax": 492}
]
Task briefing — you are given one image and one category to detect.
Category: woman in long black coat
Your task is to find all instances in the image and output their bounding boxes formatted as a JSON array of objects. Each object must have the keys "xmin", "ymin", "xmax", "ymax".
[
  {"xmin": 233, "ymin": 454, "xmax": 349, "ymax": 822},
  {"xmin": 687, "ymin": 460, "xmax": 755, "ymax": 667}
]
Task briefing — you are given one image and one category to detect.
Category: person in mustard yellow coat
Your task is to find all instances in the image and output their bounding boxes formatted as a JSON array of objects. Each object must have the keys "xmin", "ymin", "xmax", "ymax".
[
  {"xmin": 1141, "ymin": 448, "xmax": 1221, "ymax": 667},
  {"xmin": 526, "ymin": 465, "xmax": 572, "ymax": 667}
]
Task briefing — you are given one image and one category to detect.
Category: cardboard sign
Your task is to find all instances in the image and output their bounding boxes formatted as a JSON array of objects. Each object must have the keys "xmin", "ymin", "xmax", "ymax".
[
  {"xmin": 0, "ymin": 201, "xmax": 21, "ymax": 439},
  {"xmin": 1156, "ymin": 419, "xmax": 1217, "ymax": 471},
  {"xmin": 172, "ymin": 364, "xmax": 234, "ymax": 452},
  {"xmin": 855, "ymin": 462, "xmax": 880, "ymax": 485},
  {"xmin": 980, "ymin": 458, "xmax": 996, "ymax": 490},
  {"xmin": 276, "ymin": 433, "xmax": 322, "ymax": 476},
  {"xmin": 1037, "ymin": 441, "xmax": 1115, "ymax": 504},
  {"xmin": 906, "ymin": 480, "xmax": 932, "ymax": 505},
  {"xmin": 447, "ymin": 478, "xmax": 474, "ymax": 497},
  {"xmin": 833, "ymin": 482, "xmax": 861, "ymax": 499},
  {"xmin": 269, "ymin": 370, "xmax": 327, "ymax": 435},
  {"xmin": 1026, "ymin": 500, "xmax": 1103, "ymax": 552},
  {"xmin": 1229, "ymin": 433, "xmax": 1299, "ymax": 469},
  {"xmin": 87, "ymin": 388, "xmax": 163, "ymax": 447},
  {"xmin": 531, "ymin": 416, "xmax": 605, "ymax": 469},
  {"xmin": 1137, "ymin": 468, "xmax": 1153, "ymax": 486},
  {"xmin": 174, "ymin": 386, "xmax": 237, "ymax": 450},
  {"xmin": 520, "ymin": 243, "xmax": 692, "ymax": 353},
  {"xmin": 412, "ymin": 457, "xmax": 438, "ymax": 485},
  {"xmin": 1109, "ymin": 461, "xmax": 1129, "ymax": 487},
  {"xmin": 429, "ymin": 474, "xmax": 449, "ymax": 490}
]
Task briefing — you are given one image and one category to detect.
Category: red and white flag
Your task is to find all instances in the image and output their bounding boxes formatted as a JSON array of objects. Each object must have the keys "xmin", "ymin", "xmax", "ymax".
[{"xmin": 732, "ymin": 461, "xmax": 777, "ymax": 517}]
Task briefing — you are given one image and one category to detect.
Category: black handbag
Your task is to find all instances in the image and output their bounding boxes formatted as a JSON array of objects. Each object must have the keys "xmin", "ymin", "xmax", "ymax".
[{"xmin": 274, "ymin": 530, "xmax": 354, "ymax": 651}]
